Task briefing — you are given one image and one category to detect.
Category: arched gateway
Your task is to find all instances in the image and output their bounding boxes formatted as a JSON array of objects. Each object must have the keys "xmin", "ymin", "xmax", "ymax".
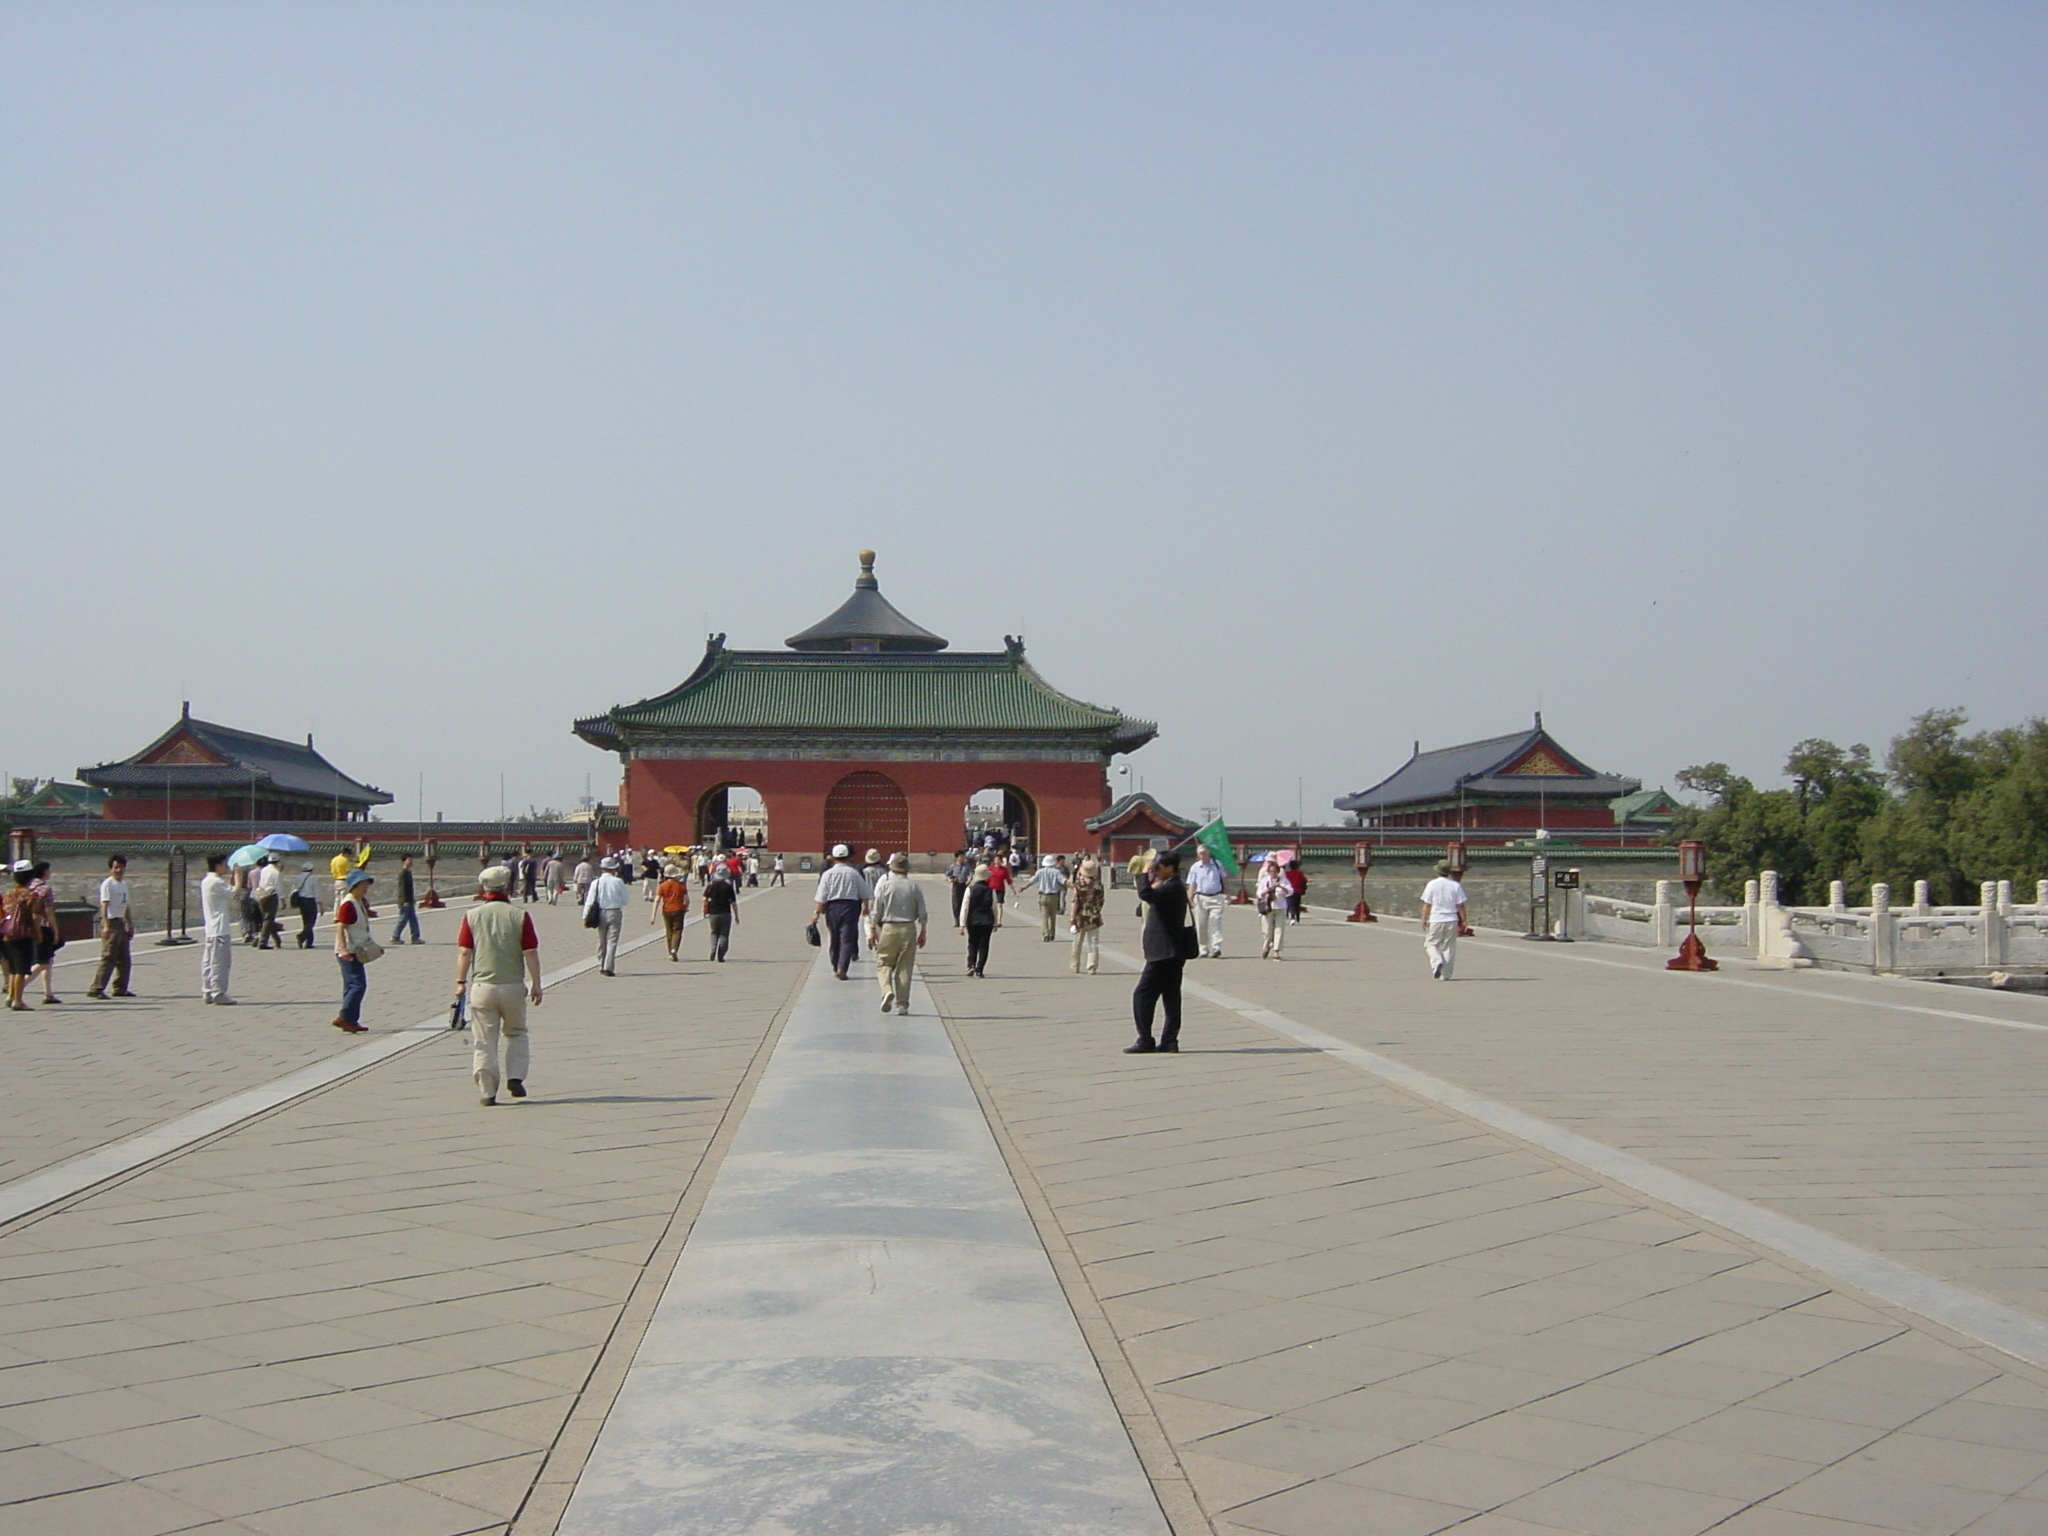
[{"xmin": 573, "ymin": 552, "xmax": 1156, "ymax": 865}]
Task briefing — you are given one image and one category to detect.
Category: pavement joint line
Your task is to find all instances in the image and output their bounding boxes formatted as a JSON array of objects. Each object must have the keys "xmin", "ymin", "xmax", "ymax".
[
  {"xmin": 509, "ymin": 943, "xmax": 815, "ymax": 1536},
  {"xmin": 1304, "ymin": 902, "xmax": 2048, "ymax": 1035},
  {"xmin": 933, "ymin": 978, "xmax": 1217, "ymax": 1536},
  {"xmin": 0, "ymin": 887, "xmax": 773, "ymax": 1230},
  {"xmin": 1099, "ymin": 943, "xmax": 2048, "ymax": 1374},
  {"xmin": 553, "ymin": 948, "xmax": 1174, "ymax": 1535}
]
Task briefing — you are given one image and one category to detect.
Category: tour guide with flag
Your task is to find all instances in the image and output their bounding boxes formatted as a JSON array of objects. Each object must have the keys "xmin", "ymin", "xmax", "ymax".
[{"xmin": 1181, "ymin": 819, "xmax": 1236, "ymax": 958}]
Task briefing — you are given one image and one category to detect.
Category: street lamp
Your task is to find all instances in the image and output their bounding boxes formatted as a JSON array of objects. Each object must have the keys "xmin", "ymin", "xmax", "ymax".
[
  {"xmin": 419, "ymin": 837, "xmax": 445, "ymax": 909},
  {"xmin": 1346, "ymin": 842, "xmax": 1377, "ymax": 922},
  {"xmin": 1667, "ymin": 838, "xmax": 1718, "ymax": 972},
  {"xmin": 1446, "ymin": 841, "xmax": 1473, "ymax": 936}
]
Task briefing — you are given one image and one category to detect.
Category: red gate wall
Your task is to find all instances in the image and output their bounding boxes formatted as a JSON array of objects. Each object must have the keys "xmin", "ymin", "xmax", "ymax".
[{"xmin": 624, "ymin": 758, "xmax": 1109, "ymax": 856}]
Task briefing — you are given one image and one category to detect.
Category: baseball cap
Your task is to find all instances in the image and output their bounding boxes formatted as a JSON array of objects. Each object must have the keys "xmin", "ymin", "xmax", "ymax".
[
  {"xmin": 831, "ymin": 844, "xmax": 851, "ymax": 859},
  {"xmin": 479, "ymin": 865, "xmax": 512, "ymax": 890},
  {"xmin": 9, "ymin": 859, "xmax": 30, "ymax": 874}
]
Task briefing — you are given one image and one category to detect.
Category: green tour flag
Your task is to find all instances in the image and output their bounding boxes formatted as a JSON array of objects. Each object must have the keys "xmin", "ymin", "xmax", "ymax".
[{"xmin": 1191, "ymin": 818, "xmax": 1239, "ymax": 876}]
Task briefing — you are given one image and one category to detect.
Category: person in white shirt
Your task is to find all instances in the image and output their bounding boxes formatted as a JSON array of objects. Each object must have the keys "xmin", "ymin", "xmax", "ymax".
[
  {"xmin": 254, "ymin": 856, "xmax": 284, "ymax": 950},
  {"xmin": 583, "ymin": 857, "xmax": 632, "ymax": 976},
  {"xmin": 1031, "ymin": 855, "xmax": 1067, "ymax": 942},
  {"xmin": 290, "ymin": 862, "xmax": 323, "ymax": 948},
  {"xmin": 199, "ymin": 852, "xmax": 238, "ymax": 1004},
  {"xmin": 769, "ymin": 853, "xmax": 786, "ymax": 888},
  {"xmin": 813, "ymin": 844, "xmax": 871, "ymax": 980},
  {"xmin": 1419, "ymin": 862, "xmax": 1469, "ymax": 980},
  {"xmin": 86, "ymin": 855, "xmax": 136, "ymax": 999},
  {"xmin": 1186, "ymin": 844, "xmax": 1230, "ymax": 958},
  {"xmin": 866, "ymin": 853, "xmax": 928, "ymax": 1014}
]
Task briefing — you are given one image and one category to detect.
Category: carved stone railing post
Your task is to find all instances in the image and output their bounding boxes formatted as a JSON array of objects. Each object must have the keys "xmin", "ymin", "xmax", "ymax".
[
  {"xmin": 1913, "ymin": 880, "xmax": 1931, "ymax": 916},
  {"xmin": 1653, "ymin": 881, "xmax": 1677, "ymax": 950},
  {"xmin": 1744, "ymin": 879, "xmax": 1760, "ymax": 949},
  {"xmin": 1998, "ymin": 879, "xmax": 2014, "ymax": 916},
  {"xmin": 1983, "ymin": 881, "xmax": 2005, "ymax": 967},
  {"xmin": 2037, "ymin": 879, "xmax": 2048, "ymax": 909},
  {"xmin": 1829, "ymin": 880, "xmax": 1847, "ymax": 913},
  {"xmin": 1871, "ymin": 883, "xmax": 1894, "ymax": 971}
]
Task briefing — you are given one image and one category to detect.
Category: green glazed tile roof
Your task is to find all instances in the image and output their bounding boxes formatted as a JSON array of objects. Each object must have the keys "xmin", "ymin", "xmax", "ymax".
[{"xmin": 580, "ymin": 645, "xmax": 1154, "ymax": 743}]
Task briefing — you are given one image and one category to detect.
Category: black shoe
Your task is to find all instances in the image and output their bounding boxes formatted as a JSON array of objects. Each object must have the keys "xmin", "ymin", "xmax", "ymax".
[
  {"xmin": 85, "ymin": 991, "xmax": 107, "ymax": 1000},
  {"xmin": 1159, "ymin": 1042, "xmax": 1180, "ymax": 1053},
  {"xmin": 1124, "ymin": 1039, "xmax": 1158, "ymax": 1054},
  {"xmin": 111, "ymin": 990, "xmax": 136, "ymax": 998},
  {"xmin": 506, "ymin": 1079, "xmax": 526, "ymax": 1098}
]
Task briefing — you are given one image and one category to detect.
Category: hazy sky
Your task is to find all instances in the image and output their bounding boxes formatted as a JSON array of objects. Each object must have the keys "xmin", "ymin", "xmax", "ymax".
[{"xmin": 5, "ymin": 3, "xmax": 2043, "ymax": 825}]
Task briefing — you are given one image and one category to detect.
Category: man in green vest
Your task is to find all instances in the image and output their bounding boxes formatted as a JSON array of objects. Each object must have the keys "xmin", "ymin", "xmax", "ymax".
[{"xmin": 453, "ymin": 865, "xmax": 544, "ymax": 1106}]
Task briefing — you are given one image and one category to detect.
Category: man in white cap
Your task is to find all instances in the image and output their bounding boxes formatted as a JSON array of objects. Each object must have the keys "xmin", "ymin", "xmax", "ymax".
[
  {"xmin": 867, "ymin": 852, "xmax": 928, "ymax": 1013},
  {"xmin": 1031, "ymin": 853, "xmax": 1067, "ymax": 942},
  {"xmin": 583, "ymin": 856, "xmax": 631, "ymax": 976},
  {"xmin": 454, "ymin": 865, "xmax": 543, "ymax": 1105},
  {"xmin": 813, "ymin": 844, "xmax": 869, "ymax": 980}
]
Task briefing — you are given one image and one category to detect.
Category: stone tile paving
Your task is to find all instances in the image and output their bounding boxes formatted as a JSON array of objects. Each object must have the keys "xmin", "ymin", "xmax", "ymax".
[
  {"xmin": 932, "ymin": 895, "xmax": 2048, "ymax": 1536},
  {"xmin": 0, "ymin": 891, "xmax": 812, "ymax": 1536},
  {"xmin": 3, "ymin": 896, "xmax": 493, "ymax": 1185},
  {"xmin": 1292, "ymin": 909, "xmax": 2048, "ymax": 1324}
]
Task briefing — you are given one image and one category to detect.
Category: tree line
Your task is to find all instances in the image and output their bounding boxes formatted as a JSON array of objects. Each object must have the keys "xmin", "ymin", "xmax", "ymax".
[{"xmin": 1674, "ymin": 708, "xmax": 2048, "ymax": 906}]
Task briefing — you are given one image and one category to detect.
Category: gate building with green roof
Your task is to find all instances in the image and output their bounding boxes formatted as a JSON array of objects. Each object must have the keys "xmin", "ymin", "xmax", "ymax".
[{"xmin": 574, "ymin": 553, "xmax": 1155, "ymax": 859}]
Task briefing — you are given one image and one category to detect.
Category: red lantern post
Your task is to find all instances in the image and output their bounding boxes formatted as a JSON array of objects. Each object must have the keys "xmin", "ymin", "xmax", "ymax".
[
  {"xmin": 1346, "ymin": 842, "xmax": 1377, "ymax": 922},
  {"xmin": 1230, "ymin": 844, "xmax": 1253, "ymax": 905},
  {"xmin": 1447, "ymin": 841, "xmax": 1474, "ymax": 936},
  {"xmin": 419, "ymin": 838, "xmax": 445, "ymax": 908},
  {"xmin": 1667, "ymin": 839, "xmax": 1718, "ymax": 972}
]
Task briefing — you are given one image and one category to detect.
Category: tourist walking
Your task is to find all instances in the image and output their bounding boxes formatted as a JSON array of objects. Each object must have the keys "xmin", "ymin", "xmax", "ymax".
[
  {"xmin": 813, "ymin": 844, "xmax": 868, "ymax": 980},
  {"xmin": 1, "ymin": 862, "xmax": 50, "ymax": 1012},
  {"xmin": 768, "ymin": 853, "xmax": 786, "ymax": 887},
  {"xmin": 522, "ymin": 853, "xmax": 542, "ymax": 903},
  {"xmin": 959, "ymin": 862, "xmax": 999, "ymax": 978},
  {"xmin": 1068, "ymin": 858, "xmax": 1104, "ymax": 974},
  {"xmin": 584, "ymin": 856, "xmax": 630, "ymax": 976},
  {"xmin": 238, "ymin": 862, "xmax": 263, "ymax": 947},
  {"xmin": 390, "ymin": 854, "xmax": 422, "ymax": 945},
  {"xmin": 650, "ymin": 863, "xmax": 688, "ymax": 960},
  {"xmin": 868, "ymin": 852, "xmax": 928, "ymax": 1013},
  {"xmin": 1032, "ymin": 854, "xmax": 1067, "ymax": 941},
  {"xmin": 1256, "ymin": 852, "xmax": 1289, "ymax": 960},
  {"xmin": 290, "ymin": 861, "xmax": 321, "ymax": 947},
  {"xmin": 572, "ymin": 854, "xmax": 594, "ymax": 905},
  {"xmin": 1420, "ymin": 861, "xmax": 1468, "ymax": 980},
  {"xmin": 1187, "ymin": 843, "xmax": 1228, "ymax": 958},
  {"xmin": 1286, "ymin": 856, "xmax": 1307, "ymax": 922},
  {"xmin": 543, "ymin": 852, "xmax": 566, "ymax": 904},
  {"xmin": 986, "ymin": 854, "xmax": 1012, "ymax": 910},
  {"xmin": 1128, "ymin": 849, "xmax": 1193, "ymax": 1054},
  {"xmin": 199, "ymin": 852, "xmax": 237, "ymax": 1004},
  {"xmin": 25, "ymin": 862, "xmax": 63, "ymax": 1004},
  {"xmin": 860, "ymin": 848, "xmax": 887, "ymax": 900},
  {"xmin": 86, "ymin": 854, "xmax": 136, "ymax": 999},
  {"xmin": 944, "ymin": 850, "xmax": 973, "ymax": 925},
  {"xmin": 332, "ymin": 868, "xmax": 377, "ymax": 1032},
  {"xmin": 702, "ymin": 863, "xmax": 737, "ymax": 961},
  {"xmin": 253, "ymin": 855, "xmax": 283, "ymax": 949},
  {"xmin": 454, "ymin": 865, "xmax": 543, "ymax": 1106}
]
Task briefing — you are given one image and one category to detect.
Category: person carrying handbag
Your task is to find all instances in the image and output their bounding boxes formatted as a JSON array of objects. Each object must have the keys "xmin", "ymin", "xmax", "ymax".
[{"xmin": 332, "ymin": 868, "xmax": 380, "ymax": 1033}]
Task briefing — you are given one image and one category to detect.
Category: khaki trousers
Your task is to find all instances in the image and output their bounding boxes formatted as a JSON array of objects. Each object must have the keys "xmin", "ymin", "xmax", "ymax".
[
  {"xmin": 1192, "ymin": 892, "xmax": 1227, "ymax": 955},
  {"xmin": 1260, "ymin": 907, "xmax": 1286, "ymax": 956},
  {"xmin": 91, "ymin": 920, "xmax": 133, "ymax": 993},
  {"xmin": 469, "ymin": 982, "xmax": 530, "ymax": 1096},
  {"xmin": 1038, "ymin": 891, "xmax": 1062, "ymax": 940},
  {"xmin": 1070, "ymin": 926, "xmax": 1099, "ymax": 973},
  {"xmin": 874, "ymin": 922, "xmax": 917, "ymax": 1011},
  {"xmin": 1425, "ymin": 922, "xmax": 1458, "ymax": 980}
]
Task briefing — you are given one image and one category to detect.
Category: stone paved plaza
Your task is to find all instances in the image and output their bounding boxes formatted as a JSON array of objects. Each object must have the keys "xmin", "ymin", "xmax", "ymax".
[{"xmin": 2, "ymin": 881, "xmax": 2047, "ymax": 1534}]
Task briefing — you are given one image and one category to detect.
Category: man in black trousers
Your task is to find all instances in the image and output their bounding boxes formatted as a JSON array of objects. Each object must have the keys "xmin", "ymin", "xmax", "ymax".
[{"xmin": 1128, "ymin": 849, "xmax": 1192, "ymax": 1054}]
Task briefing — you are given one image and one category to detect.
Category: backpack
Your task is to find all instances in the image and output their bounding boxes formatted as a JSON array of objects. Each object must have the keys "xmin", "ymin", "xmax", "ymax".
[{"xmin": 1, "ymin": 888, "xmax": 40, "ymax": 942}]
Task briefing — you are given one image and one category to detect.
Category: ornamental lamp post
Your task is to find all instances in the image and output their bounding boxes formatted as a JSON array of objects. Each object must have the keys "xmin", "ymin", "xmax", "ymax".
[
  {"xmin": 1346, "ymin": 841, "xmax": 1377, "ymax": 922},
  {"xmin": 1446, "ymin": 841, "xmax": 1474, "ymax": 936},
  {"xmin": 1230, "ymin": 844, "xmax": 1253, "ymax": 905},
  {"xmin": 1666, "ymin": 838, "xmax": 1719, "ymax": 972},
  {"xmin": 419, "ymin": 837, "xmax": 445, "ymax": 909}
]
